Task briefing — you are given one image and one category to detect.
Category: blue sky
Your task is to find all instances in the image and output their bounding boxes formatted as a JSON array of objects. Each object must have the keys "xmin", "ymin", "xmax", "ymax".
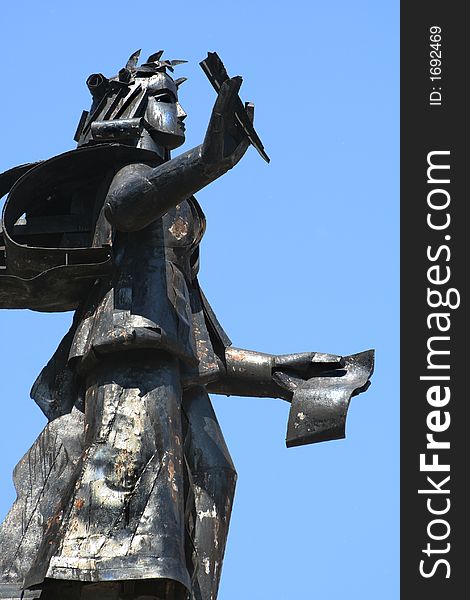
[{"xmin": 0, "ymin": 2, "xmax": 398, "ymax": 598}]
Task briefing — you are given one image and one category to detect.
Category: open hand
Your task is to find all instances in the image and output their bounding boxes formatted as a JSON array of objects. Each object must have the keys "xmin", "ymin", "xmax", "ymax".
[
  {"xmin": 272, "ymin": 352, "xmax": 346, "ymax": 397},
  {"xmin": 202, "ymin": 77, "xmax": 254, "ymax": 172}
]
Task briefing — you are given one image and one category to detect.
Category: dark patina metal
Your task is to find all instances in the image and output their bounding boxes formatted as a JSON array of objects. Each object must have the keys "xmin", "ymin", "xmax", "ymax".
[{"xmin": 0, "ymin": 50, "xmax": 374, "ymax": 600}]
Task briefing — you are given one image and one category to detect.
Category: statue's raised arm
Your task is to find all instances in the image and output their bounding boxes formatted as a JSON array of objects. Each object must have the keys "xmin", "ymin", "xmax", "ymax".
[{"xmin": 104, "ymin": 71, "xmax": 257, "ymax": 232}]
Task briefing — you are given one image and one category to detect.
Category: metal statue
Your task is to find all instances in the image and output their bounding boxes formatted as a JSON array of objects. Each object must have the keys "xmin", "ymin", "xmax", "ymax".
[{"xmin": 0, "ymin": 50, "xmax": 374, "ymax": 600}]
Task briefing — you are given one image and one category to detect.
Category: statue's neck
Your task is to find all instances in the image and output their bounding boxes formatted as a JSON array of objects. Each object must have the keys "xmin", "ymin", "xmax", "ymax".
[{"xmin": 136, "ymin": 129, "xmax": 170, "ymax": 162}]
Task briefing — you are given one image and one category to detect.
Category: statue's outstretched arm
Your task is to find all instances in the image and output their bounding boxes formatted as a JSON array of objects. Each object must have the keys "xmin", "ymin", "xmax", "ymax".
[
  {"xmin": 104, "ymin": 77, "xmax": 254, "ymax": 232},
  {"xmin": 208, "ymin": 346, "xmax": 374, "ymax": 447},
  {"xmin": 207, "ymin": 347, "xmax": 346, "ymax": 401}
]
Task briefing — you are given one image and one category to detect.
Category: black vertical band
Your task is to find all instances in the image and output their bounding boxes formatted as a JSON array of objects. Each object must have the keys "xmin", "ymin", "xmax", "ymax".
[{"xmin": 401, "ymin": 4, "xmax": 467, "ymax": 597}]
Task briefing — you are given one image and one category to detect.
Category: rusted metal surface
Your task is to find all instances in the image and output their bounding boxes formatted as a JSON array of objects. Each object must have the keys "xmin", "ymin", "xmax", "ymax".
[
  {"xmin": 0, "ymin": 50, "xmax": 374, "ymax": 599},
  {"xmin": 0, "ymin": 409, "xmax": 85, "ymax": 597}
]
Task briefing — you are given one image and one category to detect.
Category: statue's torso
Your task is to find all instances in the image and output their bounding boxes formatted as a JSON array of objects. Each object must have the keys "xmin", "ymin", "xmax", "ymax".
[{"xmin": 69, "ymin": 194, "xmax": 220, "ymax": 384}]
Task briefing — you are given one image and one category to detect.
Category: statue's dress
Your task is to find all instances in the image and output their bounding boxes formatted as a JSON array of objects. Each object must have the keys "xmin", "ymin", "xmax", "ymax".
[{"xmin": 0, "ymin": 147, "xmax": 236, "ymax": 600}]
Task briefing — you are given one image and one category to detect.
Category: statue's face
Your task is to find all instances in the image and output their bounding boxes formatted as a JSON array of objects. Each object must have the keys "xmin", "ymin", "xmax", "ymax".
[{"xmin": 142, "ymin": 72, "xmax": 186, "ymax": 150}]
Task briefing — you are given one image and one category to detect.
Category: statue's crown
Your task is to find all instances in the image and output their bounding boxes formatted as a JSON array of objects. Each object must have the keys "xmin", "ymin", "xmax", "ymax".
[{"xmin": 87, "ymin": 50, "xmax": 187, "ymax": 97}]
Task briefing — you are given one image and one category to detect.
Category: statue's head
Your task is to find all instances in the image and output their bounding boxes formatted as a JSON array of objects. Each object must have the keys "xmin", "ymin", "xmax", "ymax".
[{"xmin": 75, "ymin": 50, "xmax": 187, "ymax": 159}]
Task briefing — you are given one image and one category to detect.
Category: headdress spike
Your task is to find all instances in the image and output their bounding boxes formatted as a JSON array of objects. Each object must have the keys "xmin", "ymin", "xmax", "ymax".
[
  {"xmin": 147, "ymin": 50, "xmax": 164, "ymax": 63},
  {"xmin": 126, "ymin": 49, "xmax": 141, "ymax": 70}
]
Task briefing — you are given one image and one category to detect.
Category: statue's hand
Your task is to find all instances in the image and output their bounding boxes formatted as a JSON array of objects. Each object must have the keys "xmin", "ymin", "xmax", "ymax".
[
  {"xmin": 272, "ymin": 352, "xmax": 345, "ymax": 397},
  {"xmin": 273, "ymin": 352, "xmax": 344, "ymax": 374},
  {"xmin": 202, "ymin": 76, "xmax": 254, "ymax": 172}
]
